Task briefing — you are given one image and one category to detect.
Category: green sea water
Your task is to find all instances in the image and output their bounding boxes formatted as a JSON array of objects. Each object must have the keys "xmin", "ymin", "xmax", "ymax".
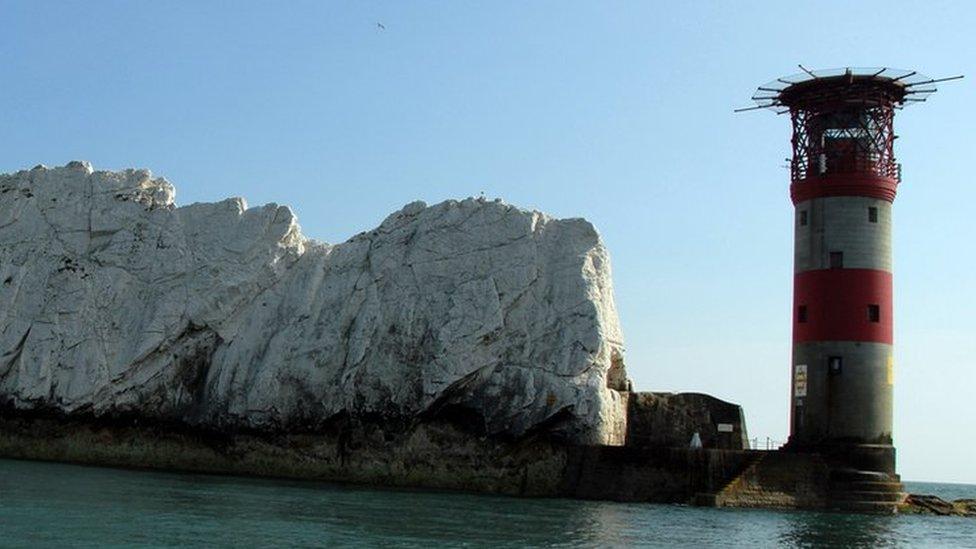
[{"xmin": 0, "ymin": 458, "xmax": 973, "ymax": 548}]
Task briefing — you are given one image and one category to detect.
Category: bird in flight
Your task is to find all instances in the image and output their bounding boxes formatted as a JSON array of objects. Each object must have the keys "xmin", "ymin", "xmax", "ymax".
[{"xmin": 376, "ymin": 22, "xmax": 386, "ymax": 30}]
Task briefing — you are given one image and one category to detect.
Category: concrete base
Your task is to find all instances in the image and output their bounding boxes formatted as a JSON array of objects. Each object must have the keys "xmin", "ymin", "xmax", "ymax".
[
  {"xmin": 704, "ymin": 448, "xmax": 906, "ymax": 514},
  {"xmin": 0, "ymin": 412, "xmax": 907, "ymax": 514},
  {"xmin": 0, "ymin": 410, "xmax": 756, "ymax": 504},
  {"xmin": 785, "ymin": 440, "xmax": 896, "ymax": 474},
  {"xmin": 705, "ymin": 451, "xmax": 830, "ymax": 509}
]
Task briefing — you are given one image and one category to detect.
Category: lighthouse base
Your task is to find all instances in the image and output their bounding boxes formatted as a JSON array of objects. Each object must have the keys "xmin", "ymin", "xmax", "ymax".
[
  {"xmin": 783, "ymin": 440, "xmax": 896, "ymax": 474},
  {"xmin": 701, "ymin": 446, "xmax": 906, "ymax": 514}
]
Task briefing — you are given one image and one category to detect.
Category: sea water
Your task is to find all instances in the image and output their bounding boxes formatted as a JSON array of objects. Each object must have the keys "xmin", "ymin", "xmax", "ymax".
[{"xmin": 0, "ymin": 459, "xmax": 974, "ymax": 548}]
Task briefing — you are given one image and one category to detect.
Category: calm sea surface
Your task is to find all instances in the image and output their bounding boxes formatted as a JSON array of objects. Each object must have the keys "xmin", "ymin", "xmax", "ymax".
[{"xmin": 0, "ymin": 458, "xmax": 973, "ymax": 548}]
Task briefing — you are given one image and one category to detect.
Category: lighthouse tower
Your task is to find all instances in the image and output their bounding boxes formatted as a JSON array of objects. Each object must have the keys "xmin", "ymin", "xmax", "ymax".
[{"xmin": 745, "ymin": 67, "xmax": 961, "ymax": 474}]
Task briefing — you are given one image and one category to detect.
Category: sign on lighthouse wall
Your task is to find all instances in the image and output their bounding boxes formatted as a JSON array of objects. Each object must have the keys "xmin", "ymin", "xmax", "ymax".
[{"xmin": 794, "ymin": 364, "xmax": 808, "ymax": 398}]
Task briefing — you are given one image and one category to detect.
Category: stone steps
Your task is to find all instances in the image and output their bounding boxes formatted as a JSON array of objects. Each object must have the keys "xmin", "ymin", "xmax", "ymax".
[
  {"xmin": 830, "ymin": 468, "xmax": 900, "ymax": 482},
  {"xmin": 693, "ymin": 453, "xmax": 911, "ymax": 514},
  {"xmin": 701, "ymin": 452, "xmax": 832, "ymax": 509},
  {"xmin": 692, "ymin": 452, "xmax": 766, "ymax": 507},
  {"xmin": 829, "ymin": 489, "xmax": 907, "ymax": 503},
  {"xmin": 827, "ymin": 468, "xmax": 906, "ymax": 514},
  {"xmin": 840, "ymin": 480, "xmax": 905, "ymax": 492},
  {"xmin": 829, "ymin": 500, "xmax": 901, "ymax": 515}
]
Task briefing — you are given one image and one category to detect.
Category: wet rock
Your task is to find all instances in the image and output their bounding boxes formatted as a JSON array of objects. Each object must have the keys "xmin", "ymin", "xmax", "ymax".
[{"xmin": 902, "ymin": 494, "xmax": 976, "ymax": 517}]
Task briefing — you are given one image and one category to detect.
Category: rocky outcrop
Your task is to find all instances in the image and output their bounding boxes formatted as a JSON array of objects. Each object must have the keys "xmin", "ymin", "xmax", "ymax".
[
  {"xmin": 0, "ymin": 162, "xmax": 628, "ymax": 445},
  {"xmin": 902, "ymin": 495, "xmax": 976, "ymax": 517}
]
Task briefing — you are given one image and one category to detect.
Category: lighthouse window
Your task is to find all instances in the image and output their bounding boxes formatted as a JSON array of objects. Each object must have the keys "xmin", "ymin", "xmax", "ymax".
[
  {"xmin": 797, "ymin": 305, "xmax": 808, "ymax": 323},
  {"xmin": 868, "ymin": 207, "xmax": 878, "ymax": 223},
  {"xmin": 868, "ymin": 304, "xmax": 880, "ymax": 322},
  {"xmin": 799, "ymin": 210, "xmax": 808, "ymax": 226},
  {"xmin": 829, "ymin": 252, "xmax": 844, "ymax": 268},
  {"xmin": 828, "ymin": 356, "xmax": 843, "ymax": 375}
]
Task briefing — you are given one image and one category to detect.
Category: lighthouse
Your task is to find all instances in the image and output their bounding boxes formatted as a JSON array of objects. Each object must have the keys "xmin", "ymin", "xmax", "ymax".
[{"xmin": 744, "ymin": 67, "xmax": 961, "ymax": 475}]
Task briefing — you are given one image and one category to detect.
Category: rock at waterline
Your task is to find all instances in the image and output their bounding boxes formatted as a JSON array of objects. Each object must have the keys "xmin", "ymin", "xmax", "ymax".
[{"xmin": 902, "ymin": 495, "xmax": 976, "ymax": 517}]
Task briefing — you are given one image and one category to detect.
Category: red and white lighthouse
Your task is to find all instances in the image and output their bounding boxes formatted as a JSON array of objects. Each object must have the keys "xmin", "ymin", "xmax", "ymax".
[{"xmin": 745, "ymin": 67, "xmax": 961, "ymax": 474}]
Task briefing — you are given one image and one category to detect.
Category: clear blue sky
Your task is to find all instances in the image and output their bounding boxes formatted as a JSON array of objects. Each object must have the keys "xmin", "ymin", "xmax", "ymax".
[{"xmin": 1, "ymin": 1, "xmax": 973, "ymax": 483}]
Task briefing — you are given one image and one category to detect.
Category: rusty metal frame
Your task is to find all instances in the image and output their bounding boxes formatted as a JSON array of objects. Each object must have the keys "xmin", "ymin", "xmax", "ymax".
[
  {"xmin": 738, "ymin": 67, "xmax": 964, "ymax": 181},
  {"xmin": 789, "ymin": 103, "xmax": 898, "ymax": 181}
]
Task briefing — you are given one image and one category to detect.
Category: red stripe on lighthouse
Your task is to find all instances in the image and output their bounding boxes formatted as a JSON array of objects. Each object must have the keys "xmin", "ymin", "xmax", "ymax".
[
  {"xmin": 791, "ymin": 175, "xmax": 899, "ymax": 204},
  {"xmin": 793, "ymin": 269, "xmax": 893, "ymax": 344}
]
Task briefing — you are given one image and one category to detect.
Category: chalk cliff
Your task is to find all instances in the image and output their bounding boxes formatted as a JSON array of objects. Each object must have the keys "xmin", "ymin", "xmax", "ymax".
[{"xmin": 0, "ymin": 162, "xmax": 628, "ymax": 445}]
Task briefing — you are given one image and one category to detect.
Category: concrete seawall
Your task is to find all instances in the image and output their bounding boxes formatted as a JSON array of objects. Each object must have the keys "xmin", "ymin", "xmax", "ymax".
[{"xmin": 0, "ymin": 391, "xmax": 754, "ymax": 504}]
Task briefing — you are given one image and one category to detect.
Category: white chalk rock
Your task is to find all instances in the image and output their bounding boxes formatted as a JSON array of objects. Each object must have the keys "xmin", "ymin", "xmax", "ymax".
[{"xmin": 0, "ymin": 163, "xmax": 628, "ymax": 445}]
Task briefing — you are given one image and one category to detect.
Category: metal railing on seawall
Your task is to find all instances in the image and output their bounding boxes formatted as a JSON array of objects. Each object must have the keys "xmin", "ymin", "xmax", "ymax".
[{"xmin": 750, "ymin": 437, "xmax": 786, "ymax": 451}]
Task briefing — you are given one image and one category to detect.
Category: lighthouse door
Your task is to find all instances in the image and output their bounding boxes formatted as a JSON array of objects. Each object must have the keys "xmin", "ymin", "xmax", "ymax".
[{"xmin": 826, "ymin": 356, "xmax": 843, "ymax": 437}]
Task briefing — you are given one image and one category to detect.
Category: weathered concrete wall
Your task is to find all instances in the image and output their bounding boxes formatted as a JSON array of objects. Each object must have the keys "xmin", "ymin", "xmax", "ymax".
[
  {"xmin": 0, "ymin": 412, "xmax": 568, "ymax": 497},
  {"xmin": 563, "ymin": 445, "xmax": 754, "ymax": 503},
  {"xmin": 713, "ymin": 452, "xmax": 830, "ymax": 509},
  {"xmin": 626, "ymin": 392, "xmax": 749, "ymax": 450},
  {"xmin": 0, "ymin": 410, "xmax": 755, "ymax": 504}
]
